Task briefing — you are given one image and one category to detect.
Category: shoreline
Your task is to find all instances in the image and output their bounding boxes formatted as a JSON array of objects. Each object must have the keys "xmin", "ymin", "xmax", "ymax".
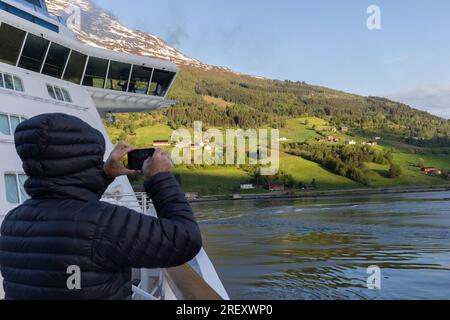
[{"xmin": 187, "ymin": 185, "xmax": 450, "ymax": 203}]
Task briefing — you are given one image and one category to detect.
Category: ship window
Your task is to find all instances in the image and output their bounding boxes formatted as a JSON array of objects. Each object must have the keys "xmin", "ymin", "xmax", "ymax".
[
  {"xmin": 63, "ymin": 50, "xmax": 87, "ymax": 84},
  {"xmin": 149, "ymin": 69, "xmax": 175, "ymax": 97},
  {"xmin": 106, "ymin": 61, "xmax": 131, "ymax": 91},
  {"xmin": 0, "ymin": 72, "xmax": 25, "ymax": 92},
  {"xmin": 61, "ymin": 88, "xmax": 72, "ymax": 102},
  {"xmin": 0, "ymin": 114, "xmax": 9, "ymax": 135},
  {"xmin": 82, "ymin": 57, "xmax": 108, "ymax": 88},
  {"xmin": 0, "ymin": 3, "xmax": 59, "ymax": 33},
  {"xmin": 13, "ymin": 76, "xmax": 24, "ymax": 91},
  {"xmin": 24, "ymin": 0, "xmax": 42, "ymax": 8},
  {"xmin": 54, "ymin": 86, "xmax": 64, "ymax": 100},
  {"xmin": 18, "ymin": 33, "xmax": 50, "ymax": 72},
  {"xmin": 4, "ymin": 73, "xmax": 14, "ymax": 90},
  {"xmin": 46, "ymin": 84, "xmax": 56, "ymax": 99},
  {"xmin": 129, "ymin": 66, "xmax": 152, "ymax": 94},
  {"xmin": 5, "ymin": 173, "xmax": 29, "ymax": 204},
  {"xmin": 0, "ymin": 113, "xmax": 27, "ymax": 136},
  {"xmin": 0, "ymin": 23, "xmax": 26, "ymax": 65},
  {"xmin": 42, "ymin": 42, "xmax": 71, "ymax": 78},
  {"xmin": 9, "ymin": 116, "xmax": 20, "ymax": 133},
  {"xmin": 46, "ymin": 84, "xmax": 72, "ymax": 103}
]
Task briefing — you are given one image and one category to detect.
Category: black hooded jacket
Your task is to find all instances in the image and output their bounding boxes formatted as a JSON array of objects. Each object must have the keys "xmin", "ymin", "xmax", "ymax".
[{"xmin": 0, "ymin": 113, "xmax": 202, "ymax": 300}]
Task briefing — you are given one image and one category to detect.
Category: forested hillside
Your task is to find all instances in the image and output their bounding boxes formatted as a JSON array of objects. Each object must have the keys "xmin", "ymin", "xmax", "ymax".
[{"xmin": 165, "ymin": 67, "xmax": 450, "ymax": 147}]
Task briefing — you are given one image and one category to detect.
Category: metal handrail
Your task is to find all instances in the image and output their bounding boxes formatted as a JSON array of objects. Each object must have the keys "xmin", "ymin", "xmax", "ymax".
[
  {"xmin": 132, "ymin": 285, "xmax": 158, "ymax": 301},
  {"xmin": 102, "ymin": 192, "xmax": 152, "ymax": 214}
]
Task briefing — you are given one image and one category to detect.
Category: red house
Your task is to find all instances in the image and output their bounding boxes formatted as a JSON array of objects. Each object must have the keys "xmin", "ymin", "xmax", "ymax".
[
  {"xmin": 421, "ymin": 167, "xmax": 435, "ymax": 174},
  {"xmin": 266, "ymin": 181, "xmax": 285, "ymax": 192}
]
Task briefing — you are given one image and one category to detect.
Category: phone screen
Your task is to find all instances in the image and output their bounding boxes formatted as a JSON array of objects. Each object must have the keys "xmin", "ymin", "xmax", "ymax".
[{"xmin": 127, "ymin": 148, "xmax": 156, "ymax": 170}]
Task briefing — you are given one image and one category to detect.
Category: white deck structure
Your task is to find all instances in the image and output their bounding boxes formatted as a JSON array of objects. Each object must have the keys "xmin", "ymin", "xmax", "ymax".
[{"xmin": 0, "ymin": 0, "xmax": 228, "ymax": 300}]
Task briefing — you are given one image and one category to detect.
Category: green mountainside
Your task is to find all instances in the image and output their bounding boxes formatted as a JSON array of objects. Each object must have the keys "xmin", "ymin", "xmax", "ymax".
[{"xmin": 106, "ymin": 66, "xmax": 450, "ymax": 195}]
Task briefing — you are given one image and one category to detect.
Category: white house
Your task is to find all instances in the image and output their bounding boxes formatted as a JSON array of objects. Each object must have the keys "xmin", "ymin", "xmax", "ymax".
[{"xmin": 240, "ymin": 183, "xmax": 255, "ymax": 190}]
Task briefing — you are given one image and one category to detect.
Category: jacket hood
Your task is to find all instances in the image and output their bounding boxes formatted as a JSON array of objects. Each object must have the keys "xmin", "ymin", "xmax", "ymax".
[{"xmin": 15, "ymin": 113, "xmax": 108, "ymax": 201}]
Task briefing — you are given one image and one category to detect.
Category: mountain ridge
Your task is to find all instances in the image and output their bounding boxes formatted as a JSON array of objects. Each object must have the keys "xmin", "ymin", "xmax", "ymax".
[{"xmin": 46, "ymin": 0, "xmax": 226, "ymax": 70}]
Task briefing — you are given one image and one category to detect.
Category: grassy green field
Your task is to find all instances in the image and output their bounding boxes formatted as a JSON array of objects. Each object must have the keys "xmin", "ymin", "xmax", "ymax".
[
  {"xmin": 135, "ymin": 124, "xmax": 174, "ymax": 147},
  {"xmin": 279, "ymin": 118, "xmax": 322, "ymax": 142},
  {"xmin": 173, "ymin": 166, "xmax": 255, "ymax": 195},
  {"xmin": 106, "ymin": 116, "xmax": 450, "ymax": 195},
  {"xmin": 279, "ymin": 152, "xmax": 359, "ymax": 190}
]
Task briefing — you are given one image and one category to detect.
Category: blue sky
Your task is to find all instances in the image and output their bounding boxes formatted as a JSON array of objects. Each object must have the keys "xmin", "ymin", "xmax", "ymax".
[{"xmin": 95, "ymin": 0, "xmax": 450, "ymax": 117}]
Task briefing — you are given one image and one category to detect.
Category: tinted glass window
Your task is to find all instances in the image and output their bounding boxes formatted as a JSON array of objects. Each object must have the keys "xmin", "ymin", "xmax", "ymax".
[
  {"xmin": 82, "ymin": 57, "xmax": 108, "ymax": 88},
  {"xmin": 5, "ymin": 174, "xmax": 19, "ymax": 204},
  {"xmin": 24, "ymin": 0, "xmax": 42, "ymax": 7},
  {"xmin": 106, "ymin": 61, "xmax": 131, "ymax": 91},
  {"xmin": 46, "ymin": 84, "xmax": 56, "ymax": 99},
  {"xmin": 4, "ymin": 74, "xmax": 14, "ymax": 90},
  {"xmin": 129, "ymin": 66, "xmax": 152, "ymax": 94},
  {"xmin": 54, "ymin": 86, "xmax": 64, "ymax": 101},
  {"xmin": 10, "ymin": 116, "xmax": 20, "ymax": 133},
  {"xmin": 0, "ymin": 114, "xmax": 10, "ymax": 135},
  {"xmin": 18, "ymin": 33, "xmax": 49, "ymax": 72},
  {"xmin": 149, "ymin": 70, "xmax": 175, "ymax": 97},
  {"xmin": 0, "ymin": 23, "xmax": 26, "ymax": 65},
  {"xmin": 0, "ymin": 73, "xmax": 3, "ymax": 88},
  {"xmin": 63, "ymin": 50, "xmax": 87, "ymax": 84},
  {"xmin": 42, "ymin": 43, "xmax": 70, "ymax": 78},
  {"xmin": 13, "ymin": 76, "xmax": 24, "ymax": 92},
  {"xmin": 18, "ymin": 174, "xmax": 30, "ymax": 202},
  {"xmin": 61, "ymin": 88, "xmax": 72, "ymax": 103}
]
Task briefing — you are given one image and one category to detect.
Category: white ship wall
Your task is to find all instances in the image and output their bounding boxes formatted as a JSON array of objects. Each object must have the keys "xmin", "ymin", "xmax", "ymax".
[{"xmin": 0, "ymin": 62, "xmax": 137, "ymax": 298}]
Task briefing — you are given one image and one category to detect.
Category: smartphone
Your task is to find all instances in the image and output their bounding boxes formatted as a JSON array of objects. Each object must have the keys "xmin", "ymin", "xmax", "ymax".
[{"xmin": 127, "ymin": 148, "xmax": 155, "ymax": 170}]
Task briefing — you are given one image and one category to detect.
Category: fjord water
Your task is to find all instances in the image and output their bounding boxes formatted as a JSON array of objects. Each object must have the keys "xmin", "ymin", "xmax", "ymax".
[{"xmin": 193, "ymin": 191, "xmax": 450, "ymax": 300}]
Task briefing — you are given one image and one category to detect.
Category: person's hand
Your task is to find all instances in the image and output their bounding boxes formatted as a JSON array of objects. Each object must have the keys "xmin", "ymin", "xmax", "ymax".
[
  {"xmin": 142, "ymin": 148, "xmax": 174, "ymax": 179},
  {"xmin": 104, "ymin": 141, "xmax": 139, "ymax": 178}
]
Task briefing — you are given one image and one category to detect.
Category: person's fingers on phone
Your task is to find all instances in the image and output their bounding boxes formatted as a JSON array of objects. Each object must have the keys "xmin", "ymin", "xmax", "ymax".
[
  {"xmin": 142, "ymin": 157, "xmax": 153, "ymax": 169},
  {"xmin": 162, "ymin": 150, "xmax": 170, "ymax": 157},
  {"xmin": 113, "ymin": 142, "xmax": 137, "ymax": 160},
  {"xmin": 123, "ymin": 169, "xmax": 139, "ymax": 176},
  {"xmin": 119, "ymin": 145, "xmax": 136, "ymax": 159},
  {"xmin": 153, "ymin": 148, "xmax": 163, "ymax": 158}
]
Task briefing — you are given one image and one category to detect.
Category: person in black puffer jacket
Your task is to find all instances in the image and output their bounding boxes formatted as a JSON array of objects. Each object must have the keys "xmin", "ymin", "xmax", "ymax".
[{"xmin": 0, "ymin": 113, "xmax": 202, "ymax": 300}]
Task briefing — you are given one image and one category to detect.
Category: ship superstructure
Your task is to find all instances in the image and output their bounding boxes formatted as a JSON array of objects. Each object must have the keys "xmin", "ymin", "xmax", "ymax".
[{"xmin": 0, "ymin": 0, "xmax": 228, "ymax": 300}]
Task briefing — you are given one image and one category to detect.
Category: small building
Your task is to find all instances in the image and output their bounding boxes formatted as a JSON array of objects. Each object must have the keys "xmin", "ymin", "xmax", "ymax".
[
  {"xmin": 364, "ymin": 141, "xmax": 378, "ymax": 147},
  {"xmin": 330, "ymin": 127, "xmax": 338, "ymax": 133},
  {"xmin": 240, "ymin": 183, "xmax": 255, "ymax": 190},
  {"xmin": 374, "ymin": 137, "xmax": 382, "ymax": 141},
  {"xmin": 185, "ymin": 192, "xmax": 199, "ymax": 200},
  {"xmin": 266, "ymin": 181, "xmax": 285, "ymax": 192},
  {"xmin": 346, "ymin": 140, "xmax": 357, "ymax": 145},
  {"xmin": 153, "ymin": 140, "xmax": 170, "ymax": 147},
  {"xmin": 278, "ymin": 137, "xmax": 289, "ymax": 142},
  {"xmin": 339, "ymin": 127, "xmax": 349, "ymax": 133},
  {"xmin": 421, "ymin": 167, "xmax": 436, "ymax": 174}
]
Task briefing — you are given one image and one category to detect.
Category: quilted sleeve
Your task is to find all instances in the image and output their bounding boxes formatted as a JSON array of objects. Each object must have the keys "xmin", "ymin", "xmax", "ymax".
[{"xmin": 92, "ymin": 173, "xmax": 202, "ymax": 269}]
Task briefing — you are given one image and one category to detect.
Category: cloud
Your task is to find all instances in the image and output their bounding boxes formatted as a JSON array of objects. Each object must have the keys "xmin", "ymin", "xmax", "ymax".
[{"xmin": 386, "ymin": 85, "xmax": 450, "ymax": 119}]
